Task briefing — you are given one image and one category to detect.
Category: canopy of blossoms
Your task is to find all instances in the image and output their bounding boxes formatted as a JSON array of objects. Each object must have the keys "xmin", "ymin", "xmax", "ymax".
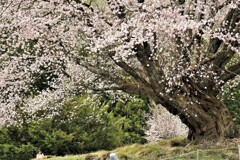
[{"xmin": 0, "ymin": 0, "xmax": 239, "ymax": 127}]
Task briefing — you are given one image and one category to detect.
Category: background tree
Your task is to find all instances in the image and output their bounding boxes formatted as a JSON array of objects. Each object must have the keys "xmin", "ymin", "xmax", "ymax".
[
  {"xmin": 0, "ymin": 0, "xmax": 239, "ymax": 140},
  {"xmin": 219, "ymin": 81, "xmax": 240, "ymax": 128},
  {"xmin": 145, "ymin": 104, "xmax": 188, "ymax": 143}
]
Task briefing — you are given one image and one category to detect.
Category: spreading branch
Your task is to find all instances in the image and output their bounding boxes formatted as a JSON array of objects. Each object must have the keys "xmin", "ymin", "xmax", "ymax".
[{"xmin": 220, "ymin": 62, "xmax": 240, "ymax": 83}]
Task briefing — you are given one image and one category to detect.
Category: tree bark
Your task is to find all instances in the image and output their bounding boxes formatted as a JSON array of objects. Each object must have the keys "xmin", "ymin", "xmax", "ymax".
[
  {"xmin": 118, "ymin": 77, "xmax": 239, "ymax": 141},
  {"xmin": 163, "ymin": 94, "xmax": 239, "ymax": 141}
]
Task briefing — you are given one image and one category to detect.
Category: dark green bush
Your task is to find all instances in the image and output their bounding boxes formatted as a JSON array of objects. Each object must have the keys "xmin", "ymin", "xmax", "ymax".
[
  {"xmin": 16, "ymin": 144, "xmax": 38, "ymax": 160},
  {"xmin": 0, "ymin": 94, "xmax": 149, "ymax": 156},
  {"xmin": 0, "ymin": 144, "xmax": 17, "ymax": 160},
  {"xmin": 0, "ymin": 143, "xmax": 37, "ymax": 160}
]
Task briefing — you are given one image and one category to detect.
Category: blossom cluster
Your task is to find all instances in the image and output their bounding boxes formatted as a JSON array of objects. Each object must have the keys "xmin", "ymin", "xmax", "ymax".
[{"xmin": 0, "ymin": 0, "xmax": 239, "ymax": 125}]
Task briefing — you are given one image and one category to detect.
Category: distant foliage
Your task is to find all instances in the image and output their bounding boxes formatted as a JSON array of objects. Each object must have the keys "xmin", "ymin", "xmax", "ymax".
[
  {"xmin": 0, "ymin": 93, "xmax": 149, "ymax": 158},
  {"xmin": 0, "ymin": 143, "xmax": 37, "ymax": 160},
  {"xmin": 219, "ymin": 84, "xmax": 240, "ymax": 127}
]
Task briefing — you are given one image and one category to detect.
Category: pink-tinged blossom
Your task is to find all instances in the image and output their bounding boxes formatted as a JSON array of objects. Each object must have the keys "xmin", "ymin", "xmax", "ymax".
[
  {"xmin": 0, "ymin": 0, "xmax": 239, "ymax": 131},
  {"xmin": 145, "ymin": 105, "xmax": 188, "ymax": 142}
]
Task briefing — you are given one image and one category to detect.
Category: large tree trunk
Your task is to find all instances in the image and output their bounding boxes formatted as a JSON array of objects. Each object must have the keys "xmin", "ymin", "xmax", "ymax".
[
  {"xmin": 140, "ymin": 83, "xmax": 239, "ymax": 141},
  {"xmin": 123, "ymin": 82, "xmax": 239, "ymax": 140},
  {"xmin": 164, "ymin": 95, "xmax": 238, "ymax": 141}
]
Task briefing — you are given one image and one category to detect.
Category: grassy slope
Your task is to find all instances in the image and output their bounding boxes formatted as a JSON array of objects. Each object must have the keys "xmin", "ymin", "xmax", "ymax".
[{"xmin": 32, "ymin": 137, "xmax": 240, "ymax": 160}]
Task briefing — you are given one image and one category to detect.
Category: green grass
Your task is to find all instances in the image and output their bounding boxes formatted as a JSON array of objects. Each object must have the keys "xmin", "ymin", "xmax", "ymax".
[
  {"xmin": 32, "ymin": 137, "xmax": 239, "ymax": 160},
  {"xmin": 32, "ymin": 150, "xmax": 110, "ymax": 160},
  {"xmin": 36, "ymin": 155, "xmax": 85, "ymax": 160}
]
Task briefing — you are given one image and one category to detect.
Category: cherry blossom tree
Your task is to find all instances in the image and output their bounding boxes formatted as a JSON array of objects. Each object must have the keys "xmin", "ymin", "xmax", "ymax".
[
  {"xmin": 145, "ymin": 104, "xmax": 188, "ymax": 143},
  {"xmin": 0, "ymin": 0, "xmax": 240, "ymax": 140}
]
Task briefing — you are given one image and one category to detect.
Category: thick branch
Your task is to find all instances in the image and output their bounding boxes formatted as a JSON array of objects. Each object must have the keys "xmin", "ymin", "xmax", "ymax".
[
  {"xmin": 91, "ymin": 83, "xmax": 147, "ymax": 97},
  {"xmin": 207, "ymin": 2, "xmax": 240, "ymax": 55},
  {"xmin": 212, "ymin": 48, "xmax": 235, "ymax": 68},
  {"xmin": 81, "ymin": 62, "xmax": 122, "ymax": 83},
  {"xmin": 134, "ymin": 42, "xmax": 165, "ymax": 89},
  {"xmin": 220, "ymin": 62, "xmax": 240, "ymax": 83},
  {"xmin": 111, "ymin": 57, "xmax": 153, "ymax": 89}
]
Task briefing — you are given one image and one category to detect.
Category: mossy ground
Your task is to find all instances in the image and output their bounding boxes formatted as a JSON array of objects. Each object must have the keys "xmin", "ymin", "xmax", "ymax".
[{"xmin": 32, "ymin": 137, "xmax": 240, "ymax": 160}]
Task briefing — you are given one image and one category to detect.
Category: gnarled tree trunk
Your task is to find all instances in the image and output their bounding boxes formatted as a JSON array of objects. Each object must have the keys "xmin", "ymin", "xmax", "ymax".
[
  {"xmin": 180, "ymin": 96, "xmax": 238, "ymax": 140},
  {"xmin": 150, "ymin": 88, "xmax": 239, "ymax": 140},
  {"xmin": 120, "ymin": 72, "xmax": 239, "ymax": 141}
]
